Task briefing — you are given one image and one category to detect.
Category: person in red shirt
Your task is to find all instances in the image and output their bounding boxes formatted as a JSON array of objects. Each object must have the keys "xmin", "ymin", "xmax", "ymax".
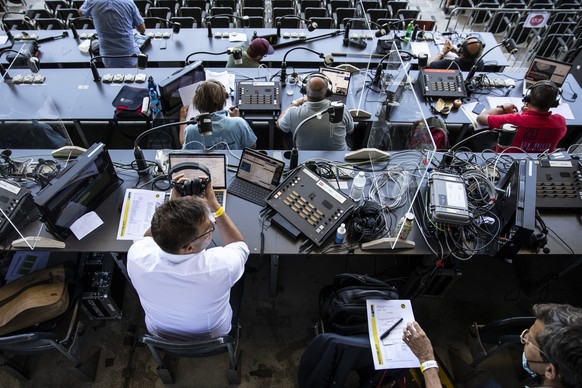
[{"xmin": 476, "ymin": 81, "xmax": 567, "ymax": 153}]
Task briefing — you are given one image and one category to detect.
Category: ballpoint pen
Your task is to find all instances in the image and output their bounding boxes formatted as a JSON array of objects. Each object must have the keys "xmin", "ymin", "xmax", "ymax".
[{"xmin": 380, "ymin": 317, "xmax": 404, "ymax": 340}]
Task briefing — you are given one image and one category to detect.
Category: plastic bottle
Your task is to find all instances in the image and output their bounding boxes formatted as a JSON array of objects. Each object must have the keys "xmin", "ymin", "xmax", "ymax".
[
  {"xmin": 147, "ymin": 76, "xmax": 161, "ymax": 116},
  {"xmin": 403, "ymin": 21, "xmax": 414, "ymax": 42},
  {"xmin": 335, "ymin": 223, "xmax": 346, "ymax": 244},
  {"xmin": 350, "ymin": 171, "xmax": 366, "ymax": 202},
  {"xmin": 393, "ymin": 212, "xmax": 415, "ymax": 239}
]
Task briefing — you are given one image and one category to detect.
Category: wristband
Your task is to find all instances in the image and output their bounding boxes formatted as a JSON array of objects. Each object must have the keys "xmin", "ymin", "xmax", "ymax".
[
  {"xmin": 497, "ymin": 105, "xmax": 506, "ymax": 113},
  {"xmin": 420, "ymin": 360, "xmax": 438, "ymax": 373},
  {"xmin": 213, "ymin": 206, "xmax": 225, "ymax": 218}
]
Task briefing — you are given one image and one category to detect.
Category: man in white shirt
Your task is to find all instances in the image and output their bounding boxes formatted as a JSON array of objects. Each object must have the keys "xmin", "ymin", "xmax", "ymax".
[{"xmin": 128, "ymin": 178, "xmax": 249, "ymax": 340}]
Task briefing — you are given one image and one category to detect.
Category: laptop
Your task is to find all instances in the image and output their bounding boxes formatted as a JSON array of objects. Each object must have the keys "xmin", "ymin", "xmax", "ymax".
[
  {"xmin": 522, "ymin": 56, "xmax": 573, "ymax": 95},
  {"xmin": 319, "ymin": 67, "xmax": 352, "ymax": 103},
  {"xmin": 168, "ymin": 153, "xmax": 228, "ymax": 208},
  {"xmin": 227, "ymin": 148, "xmax": 285, "ymax": 207}
]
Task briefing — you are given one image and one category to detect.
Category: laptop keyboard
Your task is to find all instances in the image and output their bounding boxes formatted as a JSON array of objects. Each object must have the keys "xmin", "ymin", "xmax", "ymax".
[
  {"xmin": 228, "ymin": 178, "xmax": 268, "ymax": 206},
  {"xmin": 215, "ymin": 191, "xmax": 225, "ymax": 208}
]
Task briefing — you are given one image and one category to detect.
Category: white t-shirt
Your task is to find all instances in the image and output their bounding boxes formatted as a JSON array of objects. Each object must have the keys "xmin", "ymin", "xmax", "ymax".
[{"xmin": 127, "ymin": 237, "xmax": 249, "ymax": 340}]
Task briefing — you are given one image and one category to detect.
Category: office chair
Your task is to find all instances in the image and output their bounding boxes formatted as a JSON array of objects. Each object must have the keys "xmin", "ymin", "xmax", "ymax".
[
  {"xmin": 140, "ymin": 326, "xmax": 241, "ymax": 385},
  {"xmin": 449, "ymin": 317, "xmax": 535, "ymax": 383}
]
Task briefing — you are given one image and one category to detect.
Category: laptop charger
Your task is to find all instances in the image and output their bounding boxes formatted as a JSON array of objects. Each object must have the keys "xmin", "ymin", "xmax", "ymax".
[{"xmin": 271, "ymin": 213, "xmax": 301, "ymax": 241}]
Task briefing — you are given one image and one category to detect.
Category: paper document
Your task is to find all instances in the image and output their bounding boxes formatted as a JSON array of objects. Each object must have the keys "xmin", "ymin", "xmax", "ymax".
[
  {"xmin": 70, "ymin": 211, "xmax": 103, "ymax": 240},
  {"xmin": 366, "ymin": 299, "xmax": 420, "ymax": 370},
  {"xmin": 117, "ymin": 189, "xmax": 169, "ymax": 240},
  {"xmin": 410, "ymin": 41, "xmax": 430, "ymax": 57},
  {"xmin": 179, "ymin": 70, "xmax": 235, "ymax": 120},
  {"xmin": 461, "ymin": 102, "xmax": 487, "ymax": 130}
]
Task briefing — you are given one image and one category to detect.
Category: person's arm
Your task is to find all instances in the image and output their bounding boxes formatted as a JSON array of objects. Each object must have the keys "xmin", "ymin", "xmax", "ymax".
[
  {"xmin": 476, "ymin": 103, "xmax": 517, "ymax": 126},
  {"xmin": 179, "ymin": 105, "xmax": 189, "ymax": 146},
  {"xmin": 136, "ymin": 23, "xmax": 146, "ymax": 34},
  {"xmin": 204, "ymin": 184, "xmax": 244, "ymax": 245},
  {"xmin": 403, "ymin": 321, "xmax": 442, "ymax": 388},
  {"xmin": 276, "ymin": 97, "xmax": 305, "ymax": 127},
  {"xmin": 428, "ymin": 39, "xmax": 455, "ymax": 66}
]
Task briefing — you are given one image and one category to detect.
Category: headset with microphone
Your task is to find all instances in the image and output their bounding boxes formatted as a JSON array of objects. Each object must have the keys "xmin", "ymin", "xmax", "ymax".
[
  {"xmin": 457, "ymin": 36, "xmax": 484, "ymax": 59},
  {"xmin": 168, "ymin": 162, "xmax": 211, "ymax": 197},
  {"xmin": 347, "ymin": 201, "xmax": 386, "ymax": 243},
  {"xmin": 522, "ymin": 80, "xmax": 562, "ymax": 108},
  {"xmin": 300, "ymin": 73, "xmax": 334, "ymax": 98}
]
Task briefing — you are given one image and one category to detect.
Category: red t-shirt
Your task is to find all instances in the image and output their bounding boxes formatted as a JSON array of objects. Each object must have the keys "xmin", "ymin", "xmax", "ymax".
[{"xmin": 487, "ymin": 110, "xmax": 567, "ymax": 153}]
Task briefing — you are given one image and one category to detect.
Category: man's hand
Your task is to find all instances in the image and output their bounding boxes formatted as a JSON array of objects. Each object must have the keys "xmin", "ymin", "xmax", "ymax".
[
  {"xmin": 228, "ymin": 106, "xmax": 240, "ymax": 117},
  {"xmin": 170, "ymin": 173, "xmax": 188, "ymax": 200},
  {"xmin": 180, "ymin": 105, "xmax": 189, "ymax": 121},
  {"xmin": 442, "ymin": 39, "xmax": 456, "ymax": 55},
  {"xmin": 402, "ymin": 321, "xmax": 435, "ymax": 363}
]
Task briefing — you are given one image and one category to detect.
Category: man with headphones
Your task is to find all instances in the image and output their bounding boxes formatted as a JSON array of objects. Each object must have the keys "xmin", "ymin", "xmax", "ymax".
[
  {"xmin": 476, "ymin": 80, "xmax": 567, "ymax": 153},
  {"xmin": 127, "ymin": 175, "xmax": 249, "ymax": 340},
  {"xmin": 276, "ymin": 73, "xmax": 354, "ymax": 150},
  {"xmin": 226, "ymin": 38, "xmax": 274, "ymax": 68},
  {"xmin": 179, "ymin": 80, "xmax": 257, "ymax": 150},
  {"xmin": 427, "ymin": 36, "xmax": 484, "ymax": 71}
]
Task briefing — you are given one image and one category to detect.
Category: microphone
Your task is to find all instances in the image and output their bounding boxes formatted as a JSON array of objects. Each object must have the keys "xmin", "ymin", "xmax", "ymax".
[
  {"xmin": 502, "ymin": 37, "xmax": 518, "ymax": 55},
  {"xmin": 323, "ymin": 54, "xmax": 334, "ymax": 66},
  {"xmin": 241, "ymin": 15, "xmax": 250, "ymax": 28},
  {"xmin": 498, "ymin": 124, "xmax": 517, "ymax": 148},
  {"xmin": 28, "ymin": 56, "xmax": 39, "ymax": 73},
  {"xmin": 196, "ymin": 113, "xmax": 213, "ymax": 136},
  {"xmin": 134, "ymin": 146, "xmax": 149, "ymax": 176},
  {"xmin": 280, "ymin": 61, "xmax": 287, "ymax": 87},
  {"xmin": 329, "ymin": 102, "xmax": 344, "ymax": 123},
  {"xmin": 69, "ymin": 20, "xmax": 79, "ymax": 39},
  {"xmin": 89, "ymin": 53, "xmax": 148, "ymax": 82},
  {"xmin": 0, "ymin": 63, "xmax": 11, "ymax": 81},
  {"xmin": 137, "ymin": 53, "xmax": 148, "ymax": 68},
  {"xmin": 343, "ymin": 19, "xmax": 351, "ymax": 47},
  {"xmin": 207, "ymin": 20, "xmax": 212, "ymax": 38},
  {"xmin": 172, "ymin": 21, "xmax": 181, "ymax": 34},
  {"xmin": 276, "ymin": 16, "xmax": 318, "ymax": 37},
  {"xmin": 232, "ymin": 48, "xmax": 243, "ymax": 65},
  {"xmin": 375, "ymin": 23, "xmax": 389, "ymax": 38}
]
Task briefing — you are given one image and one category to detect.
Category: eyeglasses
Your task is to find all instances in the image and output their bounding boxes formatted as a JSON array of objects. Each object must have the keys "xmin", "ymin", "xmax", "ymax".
[
  {"xmin": 189, "ymin": 217, "xmax": 216, "ymax": 243},
  {"xmin": 520, "ymin": 329, "xmax": 548, "ymax": 362}
]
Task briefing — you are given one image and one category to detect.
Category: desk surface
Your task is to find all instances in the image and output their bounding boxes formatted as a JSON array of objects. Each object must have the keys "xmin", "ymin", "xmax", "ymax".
[
  {"xmin": 6, "ymin": 29, "xmax": 509, "ymax": 70},
  {"xmin": 4, "ymin": 149, "xmax": 582, "ymax": 258}
]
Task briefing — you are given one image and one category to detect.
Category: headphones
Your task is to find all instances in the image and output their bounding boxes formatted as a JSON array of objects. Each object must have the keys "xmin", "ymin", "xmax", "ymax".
[
  {"xmin": 457, "ymin": 36, "xmax": 484, "ymax": 58},
  {"xmin": 300, "ymin": 73, "xmax": 333, "ymax": 98},
  {"xmin": 168, "ymin": 162, "xmax": 211, "ymax": 197},
  {"xmin": 206, "ymin": 79, "xmax": 229, "ymax": 100},
  {"xmin": 529, "ymin": 210, "xmax": 550, "ymax": 254},
  {"xmin": 34, "ymin": 158, "xmax": 61, "ymax": 188},
  {"xmin": 347, "ymin": 200, "xmax": 386, "ymax": 243},
  {"xmin": 522, "ymin": 80, "xmax": 562, "ymax": 107}
]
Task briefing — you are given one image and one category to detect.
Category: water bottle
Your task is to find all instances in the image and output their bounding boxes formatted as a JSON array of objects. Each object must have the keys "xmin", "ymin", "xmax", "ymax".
[
  {"xmin": 350, "ymin": 171, "xmax": 366, "ymax": 202},
  {"xmin": 148, "ymin": 76, "xmax": 161, "ymax": 116},
  {"xmin": 404, "ymin": 21, "xmax": 414, "ymax": 42},
  {"xmin": 335, "ymin": 223, "xmax": 346, "ymax": 244}
]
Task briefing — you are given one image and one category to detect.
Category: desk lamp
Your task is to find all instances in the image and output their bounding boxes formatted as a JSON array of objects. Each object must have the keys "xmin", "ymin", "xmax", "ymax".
[
  {"xmin": 1, "ymin": 11, "xmax": 26, "ymax": 46},
  {"xmin": 68, "ymin": 17, "xmax": 94, "ymax": 40},
  {"xmin": 142, "ymin": 17, "xmax": 181, "ymax": 33},
  {"xmin": 133, "ymin": 117, "xmax": 210, "ymax": 175},
  {"xmin": 289, "ymin": 101, "xmax": 344, "ymax": 169},
  {"xmin": 206, "ymin": 15, "xmax": 250, "ymax": 37},
  {"xmin": 184, "ymin": 48, "xmax": 242, "ymax": 66},
  {"xmin": 280, "ymin": 47, "xmax": 334, "ymax": 87},
  {"xmin": 441, "ymin": 124, "xmax": 517, "ymax": 167},
  {"xmin": 89, "ymin": 53, "xmax": 148, "ymax": 82},
  {"xmin": 275, "ymin": 16, "xmax": 317, "ymax": 37},
  {"xmin": 465, "ymin": 37, "xmax": 518, "ymax": 96}
]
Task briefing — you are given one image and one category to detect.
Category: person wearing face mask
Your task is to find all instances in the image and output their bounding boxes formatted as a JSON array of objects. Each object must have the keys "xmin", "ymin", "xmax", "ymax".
[
  {"xmin": 127, "ymin": 175, "xmax": 248, "ymax": 340},
  {"xmin": 520, "ymin": 303, "xmax": 582, "ymax": 388}
]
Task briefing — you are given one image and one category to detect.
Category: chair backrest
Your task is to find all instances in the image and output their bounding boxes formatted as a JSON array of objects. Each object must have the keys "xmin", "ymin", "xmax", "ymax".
[
  {"xmin": 335, "ymin": 7, "xmax": 356, "ymax": 26},
  {"xmin": 180, "ymin": 6, "xmax": 203, "ymax": 24},
  {"xmin": 243, "ymin": 0, "xmax": 264, "ymax": 7},
  {"xmin": 242, "ymin": 6, "xmax": 264, "ymax": 16},
  {"xmin": 133, "ymin": 0, "xmax": 153, "ymax": 16},
  {"xmin": 299, "ymin": 0, "xmax": 321, "ymax": 11},
  {"xmin": 272, "ymin": 0, "xmax": 295, "ymax": 8},
  {"xmin": 140, "ymin": 333, "xmax": 241, "ymax": 384},
  {"xmin": 272, "ymin": 7, "xmax": 296, "ymax": 20},
  {"xmin": 148, "ymin": 6, "xmax": 172, "ymax": 18},
  {"xmin": 44, "ymin": 0, "xmax": 70, "ymax": 13},
  {"xmin": 183, "ymin": 0, "xmax": 208, "ymax": 10},
  {"xmin": 35, "ymin": 17, "xmax": 68, "ymax": 30},
  {"xmin": 367, "ymin": 8, "xmax": 388, "ymax": 22},
  {"xmin": 309, "ymin": 16, "xmax": 334, "ymax": 28},
  {"xmin": 214, "ymin": 0, "xmax": 236, "ymax": 8},
  {"xmin": 328, "ymin": 0, "xmax": 351, "ymax": 13},
  {"xmin": 171, "ymin": 16, "xmax": 196, "ymax": 27},
  {"xmin": 55, "ymin": 7, "xmax": 78, "ymax": 21},
  {"xmin": 26, "ymin": 9, "xmax": 55, "ymax": 19},
  {"xmin": 208, "ymin": 14, "xmax": 231, "ymax": 26},
  {"xmin": 246, "ymin": 15, "xmax": 265, "ymax": 27},
  {"xmin": 155, "ymin": 0, "xmax": 181, "ymax": 14},
  {"xmin": 304, "ymin": 7, "xmax": 328, "ymax": 18},
  {"xmin": 211, "ymin": 6, "xmax": 233, "ymax": 15},
  {"xmin": 386, "ymin": 0, "xmax": 408, "ymax": 17}
]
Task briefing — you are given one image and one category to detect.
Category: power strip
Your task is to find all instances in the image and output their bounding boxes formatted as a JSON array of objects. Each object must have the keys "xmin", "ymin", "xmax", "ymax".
[{"xmin": 480, "ymin": 78, "xmax": 516, "ymax": 88}]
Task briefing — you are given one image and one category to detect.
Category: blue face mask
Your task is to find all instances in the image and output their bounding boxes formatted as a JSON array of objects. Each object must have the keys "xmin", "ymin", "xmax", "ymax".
[{"xmin": 522, "ymin": 352, "xmax": 539, "ymax": 380}]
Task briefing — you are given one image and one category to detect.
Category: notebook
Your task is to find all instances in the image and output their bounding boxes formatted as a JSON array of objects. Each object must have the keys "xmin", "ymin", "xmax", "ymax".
[
  {"xmin": 522, "ymin": 56, "xmax": 573, "ymax": 95},
  {"xmin": 319, "ymin": 67, "xmax": 352, "ymax": 103},
  {"xmin": 168, "ymin": 153, "xmax": 228, "ymax": 208},
  {"xmin": 227, "ymin": 148, "xmax": 285, "ymax": 207}
]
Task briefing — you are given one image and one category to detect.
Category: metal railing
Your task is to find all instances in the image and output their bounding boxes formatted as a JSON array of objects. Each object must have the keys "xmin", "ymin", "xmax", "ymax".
[{"xmin": 444, "ymin": 6, "xmax": 581, "ymax": 66}]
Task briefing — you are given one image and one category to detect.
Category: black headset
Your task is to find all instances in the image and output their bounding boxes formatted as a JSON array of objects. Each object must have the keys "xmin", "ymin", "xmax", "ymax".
[
  {"xmin": 300, "ymin": 73, "xmax": 334, "ymax": 98},
  {"xmin": 347, "ymin": 200, "xmax": 386, "ymax": 243},
  {"xmin": 457, "ymin": 36, "xmax": 484, "ymax": 58},
  {"xmin": 523, "ymin": 80, "xmax": 562, "ymax": 107},
  {"xmin": 34, "ymin": 158, "xmax": 61, "ymax": 188},
  {"xmin": 168, "ymin": 162, "xmax": 211, "ymax": 197}
]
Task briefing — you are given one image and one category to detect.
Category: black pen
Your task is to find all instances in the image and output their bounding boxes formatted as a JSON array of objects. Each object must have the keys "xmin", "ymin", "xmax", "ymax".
[{"xmin": 380, "ymin": 317, "xmax": 404, "ymax": 340}]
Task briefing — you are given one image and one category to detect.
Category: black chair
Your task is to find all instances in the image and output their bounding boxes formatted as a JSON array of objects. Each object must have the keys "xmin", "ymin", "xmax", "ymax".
[
  {"xmin": 299, "ymin": 0, "xmax": 322, "ymax": 11},
  {"xmin": 214, "ymin": 0, "xmax": 235, "ymax": 8},
  {"xmin": 148, "ymin": 6, "xmax": 172, "ymax": 18},
  {"xmin": 242, "ymin": 0, "xmax": 263, "ymax": 7},
  {"xmin": 395, "ymin": 7, "xmax": 420, "ymax": 22},
  {"xmin": 210, "ymin": 6, "xmax": 233, "ymax": 15},
  {"xmin": 272, "ymin": 0, "xmax": 295, "ymax": 8},
  {"xmin": 385, "ymin": 0, "xmax": 408, "ymax": 18},
  {"xmin": 207, "ymin": 15, "xmax": 231, "ymax": 26},
  {"xmin": 69, "ymin": 16, "xmax": 94, "ymax": 29},
  {"xmin": 335, "ymin": 7, "xmax": 356, "ymax": 27},
  {"xmin": 272, "ymin": 7, "xmax": 297, "ymax": 23},
  {"xmin": 170, "ymin": 15, "xmax": 196, "ymax": 27},
  {"xmin": 71, "ymin": 0, "xmax": 85, "ymax": 9},
  {"xmin": 467, "ymin": 1, "xmax": 498, "ymax": 25},
  {"xmin": 35, "ymin": 17, "xmax": 67, "ymax": 29},
  {"xmin": 359, "ymin": 0, "xmax": 379, "ymax": 12},
  {"xmin": 133, "ymin": 0, "xmax": 153, "ymax": 16},
  {"xmin": 44, "ymin": 0, "xmax": 70, "ymax": 14},
  {"xmin": 242, "ymin": 6, "xmax": 264, "ymax": 17},
  {"xmin": 144, "ymin": 16, "xmax": 167, "ymax": 28},
  {"xmin": 140, "ymin": 329, "xmax": 241, "ymax": 385},
  {"xmin": 155, "ymin": 0, "xmax": 181, "ymax": 15},
  {"xmin": 309, "ymin": 16, "xmax": 334, "ymax": 28},
  {"xmin": 328, "ymin": 0, "xmax": 351, "ymax": 13},
  {"xmin": 26, "ymin": 8, "xmax": 55, "ymax": 19},
  {"xmin": 180, "ymin": 6, "xmax": 204, "ymax": 26},
  {"xmin": 367, "ymin": 8, "xmax": 388, "ymax": 22},
  {"xmin": 55, "ymin": 7, "xmax": 79, "ymax": 22},
  {"xmin": 246, "ymin": 15, "xmax": 264, "ymax": 27},
  {"xmin": 2, "ymin": 17, "xmax": 37, "ymax": 31},
  {"xmin": 183, "ymin": 0, "xmax": 208, "ymax": 9},
  {"xmin": 486, "ymin": 10, "xmax": 520, "ymax": 34},
  {"xmin": 304, "ymin": 7, "xmax": 328, "ymax": 19}
]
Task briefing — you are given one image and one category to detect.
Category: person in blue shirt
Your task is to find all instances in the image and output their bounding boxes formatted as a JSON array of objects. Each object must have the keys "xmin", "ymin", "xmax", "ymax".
[
  {"xmin": 80, "ymin": 0, "xmax": 146, "ymax": 67},
  {"xmin": 179, "ymin": 80, "xmax": 257, "ymax": 150}
]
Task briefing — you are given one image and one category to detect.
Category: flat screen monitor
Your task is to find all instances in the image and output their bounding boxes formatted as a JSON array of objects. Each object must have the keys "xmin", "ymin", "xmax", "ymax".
[
  {"xmin": 34, "ymin": 143, "xmax": 122, "ymax": 240},
  {"xmin": 158, "ymin": 61, "xmax": 206, "ymax": 115},
  {"xmin": 524, "ymin": 56, "xmax": 572, "ymax": 88}
]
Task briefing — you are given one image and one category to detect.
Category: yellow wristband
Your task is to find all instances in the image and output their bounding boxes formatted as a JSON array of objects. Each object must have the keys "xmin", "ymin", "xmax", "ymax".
[
  {"xmin": 420, "ymin": 360, "xmax": 439, "ymax": 373},
  {"xmin": 213, "ymin": 206, "xmax": 225, "ymax": 218}
]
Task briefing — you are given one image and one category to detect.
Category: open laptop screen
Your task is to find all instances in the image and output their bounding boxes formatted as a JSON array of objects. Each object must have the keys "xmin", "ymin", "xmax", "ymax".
[
  {"xmin": 168, "ymin": 153, "xmax": 227, "ymax": 189},
  {"xmin": 236, "ymin": 149, "xmax": 285, "ymax": 190},
  {"xmin": 319, "ymin": 67, "xmax": 352, "ymax": 99},
  {"xmin": 524, "ymin": 56, "xmax": 572, "ymax": 87}
]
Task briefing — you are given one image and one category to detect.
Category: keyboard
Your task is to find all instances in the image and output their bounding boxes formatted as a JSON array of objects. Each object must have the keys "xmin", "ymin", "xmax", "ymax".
[{"xmin": 227, "ymin": 178, "xmax": 269, "ymax": 206}]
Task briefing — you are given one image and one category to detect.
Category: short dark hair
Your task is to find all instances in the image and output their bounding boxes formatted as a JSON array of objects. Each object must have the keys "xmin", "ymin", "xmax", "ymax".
[
  {"xmin": 529, "ymin": 82, "xmax": 559, "ymax": 111},
  {"xmin": 533, "ymin": 304, "xmax": 582, "ymax": 388},
  {"xmin": 192, "ymin": 80, "xmax": 227, "ymax": 113},
  {"xmin": 150, "ymin": 197, "xmax": 208, "ymax": 253}
]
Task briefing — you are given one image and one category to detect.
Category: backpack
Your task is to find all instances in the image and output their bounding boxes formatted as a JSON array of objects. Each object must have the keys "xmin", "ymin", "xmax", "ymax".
[
  {"xmin": 319, "ymin": 273, "xmax": 399, "ymax": 336},
  {"xmin": 408, "ymin": 116, "xmax": 450, "ymax": 150}
]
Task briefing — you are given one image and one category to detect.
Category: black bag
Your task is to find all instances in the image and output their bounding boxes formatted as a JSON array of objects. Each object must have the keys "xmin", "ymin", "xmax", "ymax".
[
  {"xmin": 319, "ymin": 273, "xmax": 399, "ymax": 336},
  {"xmin": 112, "ymin": 86, "xmax": 150, "ymax": 120}
]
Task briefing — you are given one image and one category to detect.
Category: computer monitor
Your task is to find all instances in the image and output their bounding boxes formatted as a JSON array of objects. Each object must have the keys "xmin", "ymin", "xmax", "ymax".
[
  {"xmin": 34, "ymin": 143, "xmax": 122, "ymax": 240},
  {"xmin": 523, "ymin": 56, "xmax": 573, "ymax": 90},
  {"xmin": 158, "ymin": 60, "xmax": 206, "ymax": 115}
]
